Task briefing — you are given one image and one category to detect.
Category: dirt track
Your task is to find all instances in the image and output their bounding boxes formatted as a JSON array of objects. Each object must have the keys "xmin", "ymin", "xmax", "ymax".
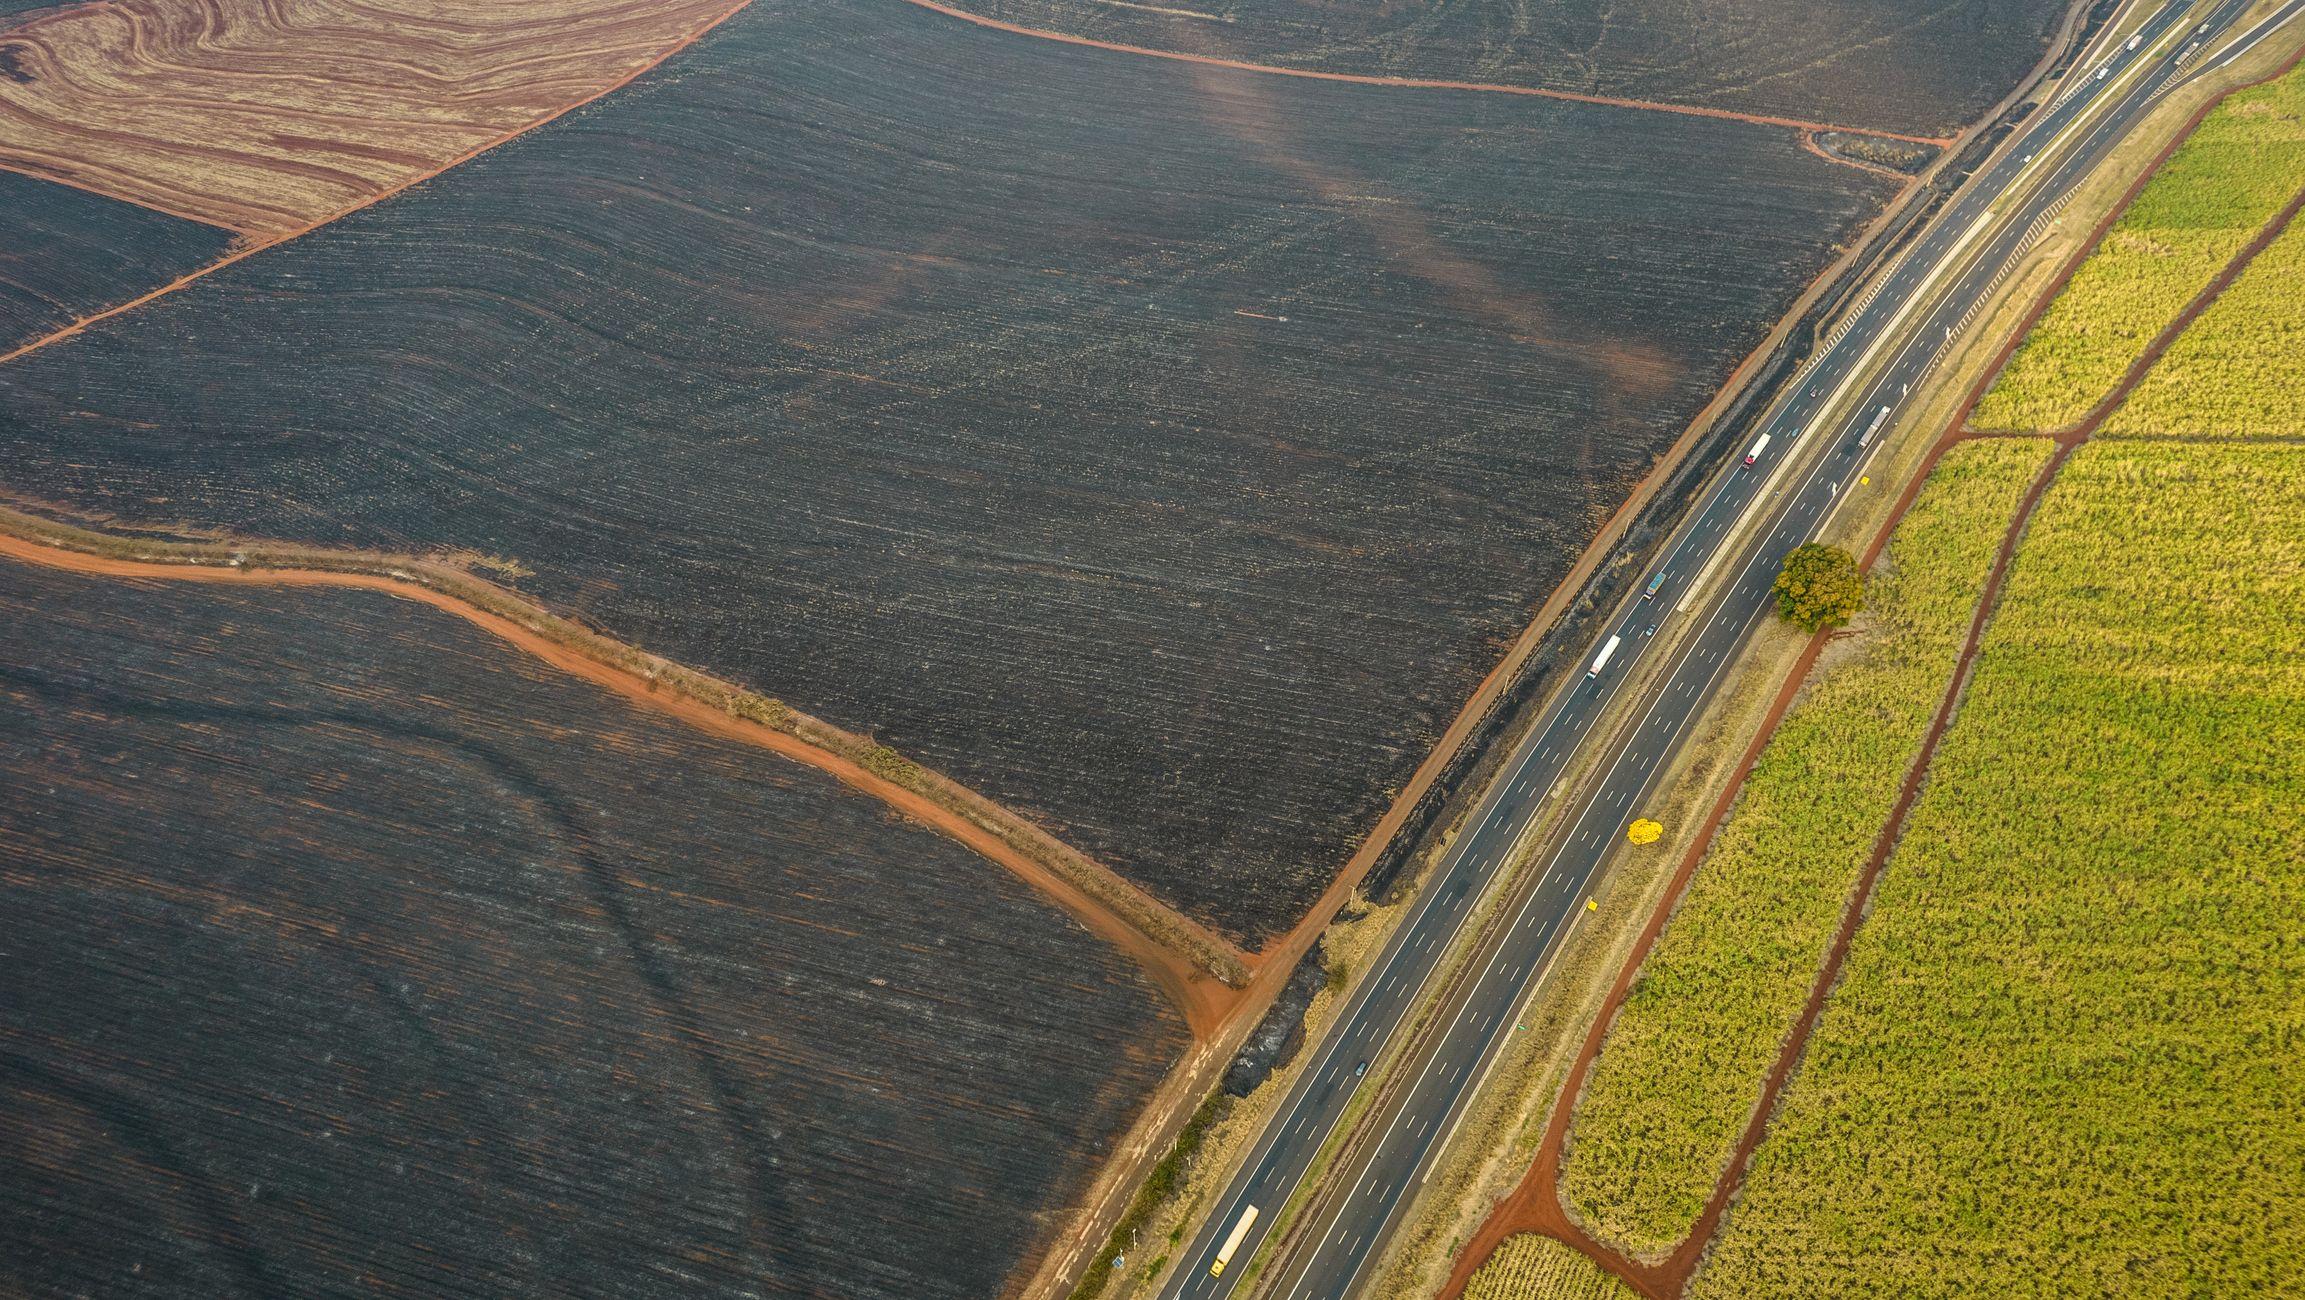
[
  {"xmin": 897, "ymin": 0, "xmax": 1954, "ymax": 152},
  {"xmin": 1438, "ymin": 45, "xmax": 2305, "ymax": 1297},
  {"xmin": 0, "ymin": 525, "xmax": 1253, "ymax": 1039}
]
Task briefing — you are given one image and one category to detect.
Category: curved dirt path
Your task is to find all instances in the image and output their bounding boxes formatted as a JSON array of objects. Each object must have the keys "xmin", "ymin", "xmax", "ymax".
[
  {"xmin": 1434, "ymin": 427, "xmax": 2069, "ymax": 1300},
  {"xmin": 1441, "ymin": 64, "xmax": 2305, "ymax": 1299},
  {"xmin": 897, "ymin": 0, "xmax": 1953, "ymax": 151},
  {"xmin": 0, "ymin": 521, "xmax": 1250, "ymax": 1037}
]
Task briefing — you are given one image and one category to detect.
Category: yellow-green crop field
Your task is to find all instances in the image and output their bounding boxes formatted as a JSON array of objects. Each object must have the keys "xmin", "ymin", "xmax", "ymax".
[
  {"xmin": 1556, "ymin": 437, "xmax": 2053, "ymax": 1256},
  {"xmin": 1971, "ymin": 60, "xmax": 2305, "ymax": 433},
  {"xmin": 1463, "ymin": 1234, "xmax": 1635, "ymax": 1300},
  {"xmin": 2103, "ymin": 208, "xmax": 2305, "ymax": 437},
  {"xmin": 1692, "ymin": 441, "xmax": 2305, "ymax": 1296}
]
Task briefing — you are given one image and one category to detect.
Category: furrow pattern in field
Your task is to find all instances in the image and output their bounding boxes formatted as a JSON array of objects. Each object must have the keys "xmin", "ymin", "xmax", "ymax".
[
  {"xmin": 0, "ymin": 0, "xmax": 1897, "ymax": 943},
  {"xmin": 0, "ymin": 559, "xmax": 1184, "ymax": 1300}
]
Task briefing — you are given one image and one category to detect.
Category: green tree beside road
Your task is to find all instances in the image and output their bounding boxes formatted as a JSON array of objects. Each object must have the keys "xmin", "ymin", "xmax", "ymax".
[{"xmin": 1771, "ymin": 543, "xmax": 1865, "ymax": 631}]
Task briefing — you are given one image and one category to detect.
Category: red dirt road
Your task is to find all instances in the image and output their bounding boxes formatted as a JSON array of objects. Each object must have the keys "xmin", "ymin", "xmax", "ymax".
[
  {"xmin": 0, "ymin": 527, "xmax": 1250, "ymax": 1039},
  {"xmin": 1441, "ymin": 53, "xmax": 2305, "ymax": 1300},
  {"xmin": 898, "ymin": 0, "xmax": 1954, "ymax": 151}
]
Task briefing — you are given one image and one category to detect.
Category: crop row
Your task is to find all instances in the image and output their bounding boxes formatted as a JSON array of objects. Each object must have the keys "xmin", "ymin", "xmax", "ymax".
[
  {"xmin": 931, "ymin": 0, "xmax": 2063, "ymax": 138},
  {"xmin": 1463, "ymin": 1234, "xmax": 1633, "ymax": 1300},
  {"xmin": 1971, "ymin": 60, "xmax": 2305, "ymax": 433},
  {"xmin": 1694, "ymin": 439, "xmax": 2305, "ymax": 1296},
  {"xmin": 2103, "ymin": 206, "xmax": 2305, "ymax": 437},
  {"xmin": 1556, "ymin": 437, "xmax": 2053, "ymax": 1256},
  {"xmin": 0, "ymin": 170, "xmax": 231, "ymax": 353},
  {"xmin": 0, "ymin": 556, "xmax": 1184, "ymax": 1299},
  {"xmin": 0, "ymin": 0, "xmax": 1896, "ymax": 942}
]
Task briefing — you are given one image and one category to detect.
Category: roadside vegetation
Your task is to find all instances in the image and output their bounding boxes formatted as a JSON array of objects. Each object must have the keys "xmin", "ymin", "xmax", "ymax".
[
  {"xmin": 1084, "ymin": 897, "xmax": 1403, "ymax": 1300},
  {"xmin": 1971, "ymin": 60, "xmax": 2305, "ymax": 432},
  {"xmin": 1556, "ymin": 438, "xmax": 2053, "ymax": 1256},
  {"xmin": 1463, "ymin": 1235, "xmax": 1635, "ymax": 1300},
  {"xmin": 1071, "ymin": 1092, "xmax": 1232, "ymax": 1300},
  {"xmin": 2103, "ymin": 210, "xmax": 2305, "ymax": 437},
  {"xmin": 1694, "ymin": 439, "xmax": 2305, "ymax": 1296},
  {"xmin": 1771, "ymin": 542, "xmax": 1866, "ymax": 631}
]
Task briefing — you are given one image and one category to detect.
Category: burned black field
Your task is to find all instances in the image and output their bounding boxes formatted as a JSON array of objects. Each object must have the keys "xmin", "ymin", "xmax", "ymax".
[
  {"xmin": 0, "ymin": 171, "xmax": 231, "ymax": 352},
  {"xmin": 0, "ymin": 560, "xmax": 1181, "ymax": 1299},
  {"xmin": 940, "ymin": 0, "xmax": 2068, "ymax": 138},
  {"xmin": 0, "ymin": 0, "xmax": 1896, "ymax": 943}
]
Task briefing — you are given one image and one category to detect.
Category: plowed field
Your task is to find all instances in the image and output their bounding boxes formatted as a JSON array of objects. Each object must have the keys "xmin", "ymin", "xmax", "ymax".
[
  {"xmin": 0, "ymin": 171, "xmax": 231, "ymax": 350},
  {"xmin": 927, "ymin": 0, "xmax": 2065, "ymax": 137},
  {"xmin": 0, "ymin": 0, "xmax": 1896, "ymax": 943},
  {"xmin": 0, "ymin": 558, "xmax": 1183, "ymax": 1299},
  {"xmin": 0, "ymin": 0, "xmax": 739, "ymax": 233}
]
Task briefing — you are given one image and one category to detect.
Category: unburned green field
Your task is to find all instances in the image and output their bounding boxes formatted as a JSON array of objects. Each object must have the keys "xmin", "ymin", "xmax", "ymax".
[
  {"xmin": 1463, "ymin": 1234, "xmax": 1633, "ymax": 1300},
  {"xmin": 1693, "ymin": 441, "xmax": 2305, "ymax": 1296},
  {"xmin": 2103, "ymin": 207, "xmax": 2305, "ymax": 437},
  {"xmin": 1557, "ymin": 437, "xmax": 2052, "ymax": 1256},
  {"xmin": 1972, "ymin": 61, "xmax": 2305, "ymax": 433}
]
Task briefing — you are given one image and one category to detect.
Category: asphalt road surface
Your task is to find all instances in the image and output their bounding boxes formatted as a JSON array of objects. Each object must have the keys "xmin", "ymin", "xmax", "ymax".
[{"xmin": 1155, "ymin": 1, "xmax": 2299, "ymax": 1294}]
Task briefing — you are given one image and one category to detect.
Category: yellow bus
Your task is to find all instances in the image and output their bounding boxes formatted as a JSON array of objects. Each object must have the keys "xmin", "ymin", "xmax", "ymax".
[{"xmin": 1209, "ymin": 1204, "xmax": 1259, "ymax": 1278}]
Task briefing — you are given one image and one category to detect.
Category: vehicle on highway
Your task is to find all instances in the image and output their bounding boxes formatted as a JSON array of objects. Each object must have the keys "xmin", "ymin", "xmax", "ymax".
[
  {"xmin": 1209, "ymin": 1205, "xmax": 1259, "ymax": 1278},
  {"xmin": 1588, "ymin": 634, "xmax": 1623, "ymax": 679},
  {"xmin": 1355, "ymin": 1059, "xmax": 1369, "ymax": 1077},
  {"xmin": 1642, "ymin": 572, "xmax": 1667, "ymax": 601},
  {"xmin": 1151, "ymin": 4, "xmax": 2278, "ymax": 1286},
  {"xmin": 1858, "ymin": 405, "xmax": 1892, "ymax": 449}
]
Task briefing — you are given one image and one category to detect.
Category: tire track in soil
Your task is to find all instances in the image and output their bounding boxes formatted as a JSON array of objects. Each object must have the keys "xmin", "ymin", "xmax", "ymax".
[
  {"xmin": 0, "ymin": 1051, "xmax": 289, "ymax": 1299},
  {"xmin": 897, "ymin": 0, "xmax": 1955, "ymax": 152},
  {"xmin": 0, "ymin": 673, "xmax": 820, "ymax": 1291},
  {"xmin": 1439, "ymin": 69, "xmax": 2305, "ymax": 1300}
]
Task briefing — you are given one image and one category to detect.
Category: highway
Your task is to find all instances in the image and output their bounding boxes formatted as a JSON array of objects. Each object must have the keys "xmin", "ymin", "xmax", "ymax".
[{"xmin": 1155, "ymin": 0, "xmax": 2300, "ymax": 1294}]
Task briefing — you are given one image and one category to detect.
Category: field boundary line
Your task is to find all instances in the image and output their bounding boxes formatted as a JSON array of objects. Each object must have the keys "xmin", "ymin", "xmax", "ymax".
[
  {"xmin": 1439, "ymin": 34, "xmax": 2305, "ymax": 1296},
  {"xmin": 1658, "ymin": 433, "xmax": 2069, "ymax": 1287},
  {"xmin": 1985, "ymin": 177, "xmax": 2305, "ymax": 441},
  {"xmin": 0, "ymin": 507, "xmax": 1252, "ymax": 1011},
  {"xmin": 1957, "ymin": 30, "xmax": 2305, "ymax": 442},
  {"xmin": 0, "ymin": 157, "xmax": 245, "ymax": 233},
  {"xmin": 1429, "ymin": 427, "xmax": 2064, "ymax": 1300},
  {"xmin": 0, "ymin": 0, "xmax": 759, "ymax": 370},
  {"xmin": 895, "ymin": 0, "xmax": 1954, "ymax": 148}
]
